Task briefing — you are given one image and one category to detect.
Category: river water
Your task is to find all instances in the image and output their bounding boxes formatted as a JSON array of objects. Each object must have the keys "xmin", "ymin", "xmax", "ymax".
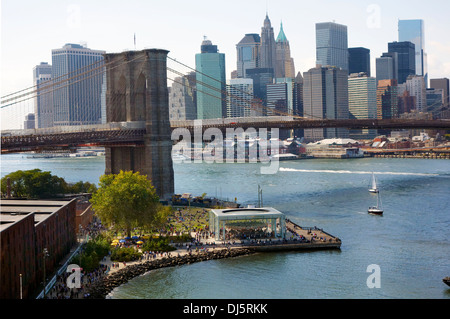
[{"xmin": 1, "ymin": 154, "xmax": 449, "ymax": 299}]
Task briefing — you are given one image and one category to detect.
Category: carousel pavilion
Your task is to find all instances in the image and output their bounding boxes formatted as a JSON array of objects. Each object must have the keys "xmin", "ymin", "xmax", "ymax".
[{"xmin": 209, "ymin": 207, "xmax": 286, "ymax": 241}]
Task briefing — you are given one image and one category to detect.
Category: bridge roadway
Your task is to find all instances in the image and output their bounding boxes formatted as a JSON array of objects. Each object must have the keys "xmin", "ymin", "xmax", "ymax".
[{"xmin": 1, "ymin": 117, "xmax": 450, "ymax": 153}]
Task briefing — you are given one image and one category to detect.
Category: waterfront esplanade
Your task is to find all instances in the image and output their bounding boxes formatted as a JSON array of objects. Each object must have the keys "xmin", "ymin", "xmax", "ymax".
[{"xmin": 209, "ymin": 207, "xmax": 286, "ymax": 241}]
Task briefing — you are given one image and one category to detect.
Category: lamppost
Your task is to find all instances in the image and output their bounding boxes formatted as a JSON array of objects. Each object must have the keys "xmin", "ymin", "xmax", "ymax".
[{"xmin": 42, "ymin": 248, "xmax": 49, "ymax": 298}]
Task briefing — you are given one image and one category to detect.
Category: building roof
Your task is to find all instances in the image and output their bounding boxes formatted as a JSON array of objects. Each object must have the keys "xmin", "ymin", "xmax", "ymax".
[
  {"xmin": 210, "ymin": 207, "xmax": 285, "ymax": 221},
  {"xmin": 308, "ymin": 138, "xmax": 360, "ymax": 146},
  {"xmin": 0, "ymin": 199, "xmax": 74, "ymax": 232},
  {"xmin": 276, "ymin": 22, "xmax": 288, "ymax": 42},
  {"xmin": 238, "ymin": 33, "xmax": 260, "ymax": 45}
]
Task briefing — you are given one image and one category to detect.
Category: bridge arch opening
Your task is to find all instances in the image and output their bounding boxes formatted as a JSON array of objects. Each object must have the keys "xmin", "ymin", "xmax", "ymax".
[{"xmin": 134, "ymin": 73, "xmax": 147, "ymax": 121}]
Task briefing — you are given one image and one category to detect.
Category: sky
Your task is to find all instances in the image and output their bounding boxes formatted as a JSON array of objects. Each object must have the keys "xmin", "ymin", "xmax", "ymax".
[{"xmin": 1, "ymin": 0, "xmax": 450, "ymax": 104}]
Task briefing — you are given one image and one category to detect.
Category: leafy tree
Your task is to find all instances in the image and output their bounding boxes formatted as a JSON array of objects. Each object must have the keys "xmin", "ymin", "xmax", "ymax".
[
  {"xmin": 1, "ymin": 169, "xmax": 68, "ymax": 199},
  {"xmin": 90, "ymin": 170, "xmax": 163, "ymax": 237}
]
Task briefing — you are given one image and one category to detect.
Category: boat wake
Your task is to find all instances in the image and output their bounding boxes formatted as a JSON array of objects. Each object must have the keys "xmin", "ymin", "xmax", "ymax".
[{"xmin": 279, "ymin": 168, "xmax": 439, "ymax": 177}]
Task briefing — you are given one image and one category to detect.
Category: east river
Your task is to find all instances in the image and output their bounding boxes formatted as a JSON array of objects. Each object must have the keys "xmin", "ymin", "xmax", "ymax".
[{"xmin": 1, "ymin": 154, "xmax": 449, "ymax": 299}]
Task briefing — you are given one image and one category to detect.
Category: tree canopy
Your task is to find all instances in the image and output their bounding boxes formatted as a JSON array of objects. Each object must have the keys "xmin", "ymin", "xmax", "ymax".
[
  {"xmin": 90, "ymin": 170, "xmax": 168, "ymax": 236},
  {"xmin": 1, "ymin": 169, "xmax": 97, "ymax": 199}
]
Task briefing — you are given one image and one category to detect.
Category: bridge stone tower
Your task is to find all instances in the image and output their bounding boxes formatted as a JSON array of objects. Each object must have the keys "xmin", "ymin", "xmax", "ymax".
[{"xmin": 103, "ymin": 49, "xmax": 174, "ymax": 199}]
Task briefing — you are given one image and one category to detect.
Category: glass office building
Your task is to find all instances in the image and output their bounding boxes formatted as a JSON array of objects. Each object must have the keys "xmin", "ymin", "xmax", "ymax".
[
  {"xmin": 195, "ymin": 39, "xmax": 226, "ymax": 119},
  {"xmin": 51, "ymin": 43, "xmax": 105, "ymax": 126},
  {"xmin": 399, "ymin": 19, "xmax": 428, "ymax": 86},
  {"xmin": 388, "ymin": 41, "xmax": 416, "ymax": 85},
  {"xmin": 236, "ymin": 34, "xmax": 260, "ymax": 78},
  {"xmin": 33, "ymin": 62, "xmax": 53, "ymax": 128},
  {"xmin": 348, "ymin": 47, "xmax": 370, "ymax": 76},
  {"xmin": 316, "ymin": 22, "xmax": 348, "ymax": 71}
]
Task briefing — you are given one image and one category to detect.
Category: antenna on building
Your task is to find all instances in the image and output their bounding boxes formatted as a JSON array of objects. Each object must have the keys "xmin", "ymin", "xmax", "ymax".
[{"xmin": 134, "ymin": 33, "xmax": 136, "ymax": 50}]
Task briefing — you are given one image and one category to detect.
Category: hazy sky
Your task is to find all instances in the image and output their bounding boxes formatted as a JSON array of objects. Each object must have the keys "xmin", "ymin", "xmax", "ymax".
[{"xmin": 1, "ymin": 0, "xmax": 450, "ymax": 96}]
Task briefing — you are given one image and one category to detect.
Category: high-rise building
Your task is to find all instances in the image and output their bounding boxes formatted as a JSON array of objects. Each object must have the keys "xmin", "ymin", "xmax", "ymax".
[
  {"xmin": 33, "ymin": 62, "xmax": 53, "ymax": 128},
  {"xmin": 293, "ymin": 72, "xmax": 304, "ymax": 138},
  {"xmin": 399, "ymin": 19, "xmax": 428, "ymax": 86},
  {"xmin": 51, "ymin": 43, "xmax": 105, "ymax": 126},
  {"xmin": 430, "ymin": 78, "xmax": 449, "ymax": 108},
  {"xmin": 348, "ymin": 73, "xmax": 377, "ymax": 139},
  {"xmin": 377, "ymin": 79, "xmax": 398, "ymax": 119},
  {"xmin": 236, "ymin": 33, "xmax": 260, "ymax": 78},
  {"xmin": 23, "ymin": 113, "xmax": 35, "ymax": 129},
  {"xmin": 426, "ymin": 88, "xmax": 443, "ymax": 115},
  {"xmin": 405, "ymin": 75, "xmax": 427, "ymax": 112},
  {"xmin": 348, "ymin": 47, "xmax": 370, "ymax": 76},
  {"xmin": 376, "ymin": 53, "xmax": 397, "ymax": 84},
  {"xmin": 388, "ymin": 41, "xmax": 415, "ymax": 85},
  {"xmin": 195, "ymin": 38, "xmax": 226, "ymax": 119},
  {"xmin": 226, "ymin": 78, "xmax": 254, "ymax": 118},
  {"xmin": 245, "ymin": 67, "xmax": 274, "ymax": 116},
  {"xmin": 398, "ymin": 90, "xmax": 416, "ymax": 115},
  {"xmin": 267, "ymin": 78, "xmax": 295, "ymax": 116},
  {"xmin": 316, "ymin": 22, "xmax": 348, "ymax": 71},
  {"xmin": 259, "ymin": 14, "xmax": 277, "ymax": 73},
  {"xmin": 303, "ymin": 66, "xmax": 349, "ymax": 140},
  {"xmin": 169, "ymin": 73, "xmax": 197, "ymax": 121},
  {"xmin": 275, "ymin": 22, "xmax": 295, "ymax": 79}
]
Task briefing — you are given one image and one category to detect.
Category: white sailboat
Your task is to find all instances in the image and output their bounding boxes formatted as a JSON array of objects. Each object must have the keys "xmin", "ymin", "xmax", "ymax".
[
  {"xmin": 368, "ymin": 172, "xmax": 379, "ymax": 193},
  {"xmin": 368, "ymin": 191, "xmax": 383, "ymax": 215}
]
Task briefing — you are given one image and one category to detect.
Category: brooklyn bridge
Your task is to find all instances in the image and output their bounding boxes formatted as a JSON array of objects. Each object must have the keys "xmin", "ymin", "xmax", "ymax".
[{"xmin": 2, "ymin": 49, "xmax": 449, "ymax": 198}]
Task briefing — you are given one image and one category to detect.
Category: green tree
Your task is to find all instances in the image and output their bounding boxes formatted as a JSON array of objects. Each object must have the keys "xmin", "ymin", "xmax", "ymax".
[
  {"xmin": 90, "ymin": 170, "xmax": 163, "ymax": 237},
  {"xmin": 1, "ymin": 169, "xmax": 67, "ymax": 199}
]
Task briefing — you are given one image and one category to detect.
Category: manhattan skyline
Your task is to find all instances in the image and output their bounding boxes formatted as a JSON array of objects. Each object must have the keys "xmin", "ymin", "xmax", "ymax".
[{"xmin": 1, "ymin": 0, "xmax": 450, "ymax": 98}]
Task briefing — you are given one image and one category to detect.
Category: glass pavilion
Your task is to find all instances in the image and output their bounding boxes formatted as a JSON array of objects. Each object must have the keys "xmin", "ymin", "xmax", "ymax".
[{"xmin": 209, "ymin": 207, "xmax": 286, "ymax": 241}]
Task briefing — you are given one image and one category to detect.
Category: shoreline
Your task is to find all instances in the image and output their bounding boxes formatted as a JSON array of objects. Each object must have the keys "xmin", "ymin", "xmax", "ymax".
[{"xmin": 86, "ymin": 247, "xmax": 255, "ymax": 299}]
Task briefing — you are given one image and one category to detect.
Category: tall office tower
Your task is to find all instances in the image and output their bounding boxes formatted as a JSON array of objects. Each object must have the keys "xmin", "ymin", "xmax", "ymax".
[
  {"xmin": 236, "ymin": 33, "xmax": 260, "ymax": 78},
  {"xmin": 226, "ymin": 78, "xmax": 254, "ymax": 118},
  {"xmin": 267, "ymin": 78, "xmax": 295, "ymax": 115},
  {"xmin": 51, "ymin": 43, "xmax": 105, "ymax": 126},
  {"xmin": 405, "ymin": 75, "xmax": 427, "ymax": 112},
  {"xmin": 399, "ymin": 19, "xmax": 428, "ymax": 86},
  {"xmin": 426, "ymin": 88, "xmax": 444, "ymax": 115},
  {"xmin": 348, "ymin": 47, "xmax": 371, "ymax": 76},
  {"xmin": 293, "ymin": 72, "xmax": 304, "ymax": 138},
  {"xmin": 316, "ymin": 22, "xmax": 348, "ymax": 70},
  {"xmin": 377, "ymin": 79, "xmax": 398, "ymax": 119},
  {"xmin": 430, "ymin": 78, "xmax": 449, "ymax": 108},
  {"xmin": 398, "ymin": 90, "xmax": 416, "ymax": 114},
  {"xmin": 376, "ymin": 52, "xmax": 398, "ymax": 84},
  {"xmin": 388, "ymin": 41, "xmax": 415, "ymax": 85},
  {"xmin": 275, "ymin": 22, "xmax": 295, "ymax": 79},
  {"xmin": 245, "ymin": 67, "xmax": 274, "ymax": 116},
  {"xmin": 348, "ymin": 73, "xmax": 377, "ymax": 139},
  {"xmin": 23, "ymin": 113, "xmax": 35, "ymax": 129},
  {"xmin": 195, "ymin": 38, "xmax": 226, "ymax": 119},
  {"xmin": 303, "ymin": 66, "xmax": 349, "ymax": 141},
  {"xmin": 259, "ymin": 14, "xmax": 277, "ymax": 72},
  {"xmin": 33, "ymin": 62, "xmax": 53, "ymax": 128},
  {"xmin": 169, "ymin": 75, "xmax": 197, "ymax": 121}
]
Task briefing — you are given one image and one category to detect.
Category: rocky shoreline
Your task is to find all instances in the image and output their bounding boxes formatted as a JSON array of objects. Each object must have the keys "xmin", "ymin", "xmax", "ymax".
[{"xmin": 86, "ymin": 248, "xmax": 255, "ymax": 299}]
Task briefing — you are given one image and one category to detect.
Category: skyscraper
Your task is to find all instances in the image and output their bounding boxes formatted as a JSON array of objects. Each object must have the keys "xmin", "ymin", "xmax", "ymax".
[
  {"xmin": 275, "ymin": 22, "xmax": 295, "ymax": 79},
  {"xmin": 259, "ymin": 14, "xmax": 277, "ymax": 72},
  {"xmin": 236, "ymin": 33, "xmax": 260, "ymax": 78},
  {"xmin": 348, "ymin": 47, "xmax": 371, "ymax": 76},
  {"xmin": 303, "ymin": 66, "xmax": 349, "ymax": 140},
  {"xmin": 388, "ymin": 41, "xmax": 415, "ymax": 85},
  {"xmin": 195, "ymin": 38, "xmax": 226, "ymax": 119},
  {"xmin": 430, "ymin": 78, "xmax": 449, "ymax": 108},
  {"xmin": 51, "ymin": 43, "xmax": 105, "ymax": 126},
  {"xmin": 169, "ymin": 73, "xmax": 196, "ymax": 121},
  {"xmin": 226, "ymin": 78, "xmax": 254, "ymax": 118},
  {"xmin": 405, "ymin": 75, "xmax": 427, "ymax": 112},
  {"xmin": 316, "ymin": 22, "xmax": 348, "ymax": 71},
  {"xmin": 33, "ymin": 62, "xmax": 53, "ymax": 128},
  {"xmin": 245, "ymin": 68, "xmax": 274, "ymax": 116},
  {"xmin": 348, "ymin": 73, "xmax": 377, "ymax": 139},
  {"xmin": 376, "ymin": 52, "xmax": 398, "ymax": 84},
  {"xmin": 399, "ymin": 19, "xmax": 428, "ymax": 86},
  {"xmin": 377, "ymin": 79, "xmax": 398, "ymax": 119}
]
